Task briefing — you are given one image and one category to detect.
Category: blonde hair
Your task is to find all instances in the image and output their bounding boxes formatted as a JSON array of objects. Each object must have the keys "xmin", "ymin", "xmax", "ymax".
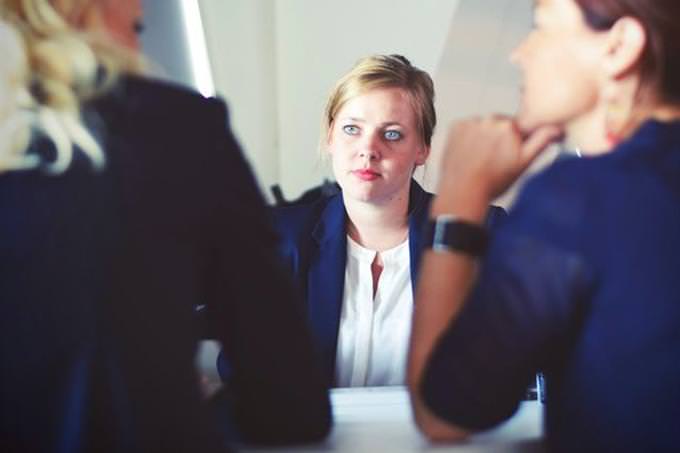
[
  {"xmin": 322, "ymin": 54, "xmax": 436, "ymax": 151},
  {"xmin": 0, "ymin": 0, "xmax": 143, "ymax": 174}
]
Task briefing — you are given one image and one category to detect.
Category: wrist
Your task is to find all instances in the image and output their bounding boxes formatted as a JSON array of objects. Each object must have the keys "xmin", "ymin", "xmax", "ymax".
[
  {"xmin": 424, "ymin": 214, "xmax": 488, "ymax": 256},
  {"xmin": 432, "ymin": 177, "xmax": 491, "ymax": 222}
]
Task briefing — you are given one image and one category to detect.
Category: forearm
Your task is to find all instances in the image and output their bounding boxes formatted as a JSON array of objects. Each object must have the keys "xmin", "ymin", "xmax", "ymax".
[
  {"xmin": 408, "ymin": 187, "xmax": 489, "ymax": 440},
  {"xmin": 408, "ymin": 116, "xmax": 559, "ymax": 439}
]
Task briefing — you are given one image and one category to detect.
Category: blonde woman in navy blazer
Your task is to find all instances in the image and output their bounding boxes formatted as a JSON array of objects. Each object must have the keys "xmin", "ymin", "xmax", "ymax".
[{"xmin": 271, "ymin": 55, "xmax": 505, "ymax": 387}]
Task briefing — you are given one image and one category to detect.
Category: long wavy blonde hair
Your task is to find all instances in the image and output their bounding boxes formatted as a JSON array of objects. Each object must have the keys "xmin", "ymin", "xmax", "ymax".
[{"xmin": 0, "ymin": 0, "xmax": 143, "ymax": 174}]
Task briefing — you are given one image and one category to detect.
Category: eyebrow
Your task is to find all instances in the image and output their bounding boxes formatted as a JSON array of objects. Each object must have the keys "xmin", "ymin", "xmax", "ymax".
[{"xmin": 341, "ymin": 117, "xmax": 404, "ymax": 127}]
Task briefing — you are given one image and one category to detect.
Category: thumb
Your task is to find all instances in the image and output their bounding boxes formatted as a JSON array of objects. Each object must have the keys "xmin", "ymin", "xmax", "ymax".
[{"xmin": 520, "ymin": 125, "xmax": 563, "ymax": 165}]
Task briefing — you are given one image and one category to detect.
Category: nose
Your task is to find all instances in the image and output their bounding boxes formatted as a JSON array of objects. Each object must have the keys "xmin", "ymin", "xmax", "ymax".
[{"xmin": 358, "ymin": 131, "xmax": 382, "ymax": 161}]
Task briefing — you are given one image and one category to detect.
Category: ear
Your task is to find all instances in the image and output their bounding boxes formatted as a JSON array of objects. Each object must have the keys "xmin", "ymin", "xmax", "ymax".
[
  {"xmin": 414, "ymin": 144, "xmax": 430, "ymax": 166},
  {"xmin": 325, "ymin": 122, "xmax": 335, "ymax": 151},
  {"xmin": 602, "ymin": 17, "xmax": 647, "ymax": 79}
]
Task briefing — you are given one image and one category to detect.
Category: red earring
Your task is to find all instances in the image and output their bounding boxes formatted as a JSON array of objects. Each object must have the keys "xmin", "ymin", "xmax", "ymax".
[{"xmin": 604, "ymin": 103, "xmax": 627, "ymax": 147}]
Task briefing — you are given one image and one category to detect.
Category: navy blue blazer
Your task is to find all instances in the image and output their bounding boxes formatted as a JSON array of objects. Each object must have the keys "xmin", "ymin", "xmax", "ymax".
[
  {"xmin": 272, "ymin": 181, "xmax": 506, "ymax": 384},
  {"xmin": 421, "ymin": 120, "xmax": 680, "ymax": 452},
  {"xmin": 0, "ymin": 76, "xmax": 330, "ymax": 452}
]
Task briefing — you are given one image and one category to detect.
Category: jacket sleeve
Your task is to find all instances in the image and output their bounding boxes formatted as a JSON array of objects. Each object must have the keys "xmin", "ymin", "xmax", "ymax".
[
  {"xmin": 198, "ymin": 99, "xmax": 331, "ymax": 445},
  {"xmin": 421, "ymin": 168, "xmax": 593, "ymax": 430}
]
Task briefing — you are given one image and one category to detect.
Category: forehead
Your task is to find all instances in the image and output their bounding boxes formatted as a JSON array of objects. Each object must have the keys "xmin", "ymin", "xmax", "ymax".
[
  {"xmin": 534, "ymin": 0, "xmax": 589, "ymax": 28},
  {"xmin": 337, "ymin": 87, "xmax": 417, "ymax": 122}
]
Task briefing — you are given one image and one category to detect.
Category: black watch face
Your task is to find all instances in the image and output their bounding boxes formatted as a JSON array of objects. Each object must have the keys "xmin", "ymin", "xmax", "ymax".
[{"xmin": 428, "ymin": 218, "xmax": 488, "ymax": 256}]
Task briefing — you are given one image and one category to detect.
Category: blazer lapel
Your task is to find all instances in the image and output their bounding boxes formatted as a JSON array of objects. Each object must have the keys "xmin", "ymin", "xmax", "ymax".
[
  {"xmin": 408, "ymin": 181, "xmax": 432, "ymax": 289},
  {"xmin": 406, "ymin": 182, "xmax": 506, "ymax": 294},
  {"xmin": 308, "ymin": 193, "xmax": 347, "ymax": 385}
]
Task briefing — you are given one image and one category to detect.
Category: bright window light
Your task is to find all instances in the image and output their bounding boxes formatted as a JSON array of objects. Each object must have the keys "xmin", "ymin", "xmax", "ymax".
[{"xmin": 179, "ymin": 0, "xmax": 215, "ymax": 97}]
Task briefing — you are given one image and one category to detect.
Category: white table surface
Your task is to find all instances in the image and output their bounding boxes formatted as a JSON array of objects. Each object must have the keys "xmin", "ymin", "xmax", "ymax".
[{"xmin": 241, "ymin": 386, "xmax": 545, "ymax": 453}]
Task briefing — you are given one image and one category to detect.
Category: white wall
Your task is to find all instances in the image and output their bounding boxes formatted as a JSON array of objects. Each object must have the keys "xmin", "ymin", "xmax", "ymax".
[
  {"xmin": 199, "ymin": 0, "xmax": 278, "ymax": 196},
  {"xmin": 140, "ymin": 0, "xmax": 194, "ymax": 87}
]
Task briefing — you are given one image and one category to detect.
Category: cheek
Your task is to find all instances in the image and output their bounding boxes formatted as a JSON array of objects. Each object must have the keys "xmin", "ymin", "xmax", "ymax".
[
  {"xmin": 327, "ymin": 143, "xmax": 347, "ymax": 177},
  {"xmin": 102, "ymin": 13, "xmax": 139, "ymax": 49},
  {"xmin": 521, "ymin": 45, "xmax": 600, "ymax": 127},
  {"xmin": 328, "ymin": 134, "xmax": 358, "ymax": 160},
  {"xmin": 388, "ymin": 148, "xmax": 422, "ymax": 175}
]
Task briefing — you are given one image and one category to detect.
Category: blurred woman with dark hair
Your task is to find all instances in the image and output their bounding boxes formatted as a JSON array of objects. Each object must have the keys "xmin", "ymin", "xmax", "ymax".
[
  {"xmin": 0, "ymin": 1, "xmax": 330, "ymax": 451},
  {"xmin": 408, "ymin": 0, "xmax": 680, "ymax": 451}
]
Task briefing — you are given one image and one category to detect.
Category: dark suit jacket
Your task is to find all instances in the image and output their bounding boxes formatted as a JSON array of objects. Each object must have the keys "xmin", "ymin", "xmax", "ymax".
[
  {"xmin": 0, "ymin": 76, "xmax": 330, "ymax": 452},
  {"xmin": 272, "ymin": 181, "xmax": 506, "ymax": 385},
  {"xmin": 422, "ymin": 120, "xmax": 680, "ymax": 452}
]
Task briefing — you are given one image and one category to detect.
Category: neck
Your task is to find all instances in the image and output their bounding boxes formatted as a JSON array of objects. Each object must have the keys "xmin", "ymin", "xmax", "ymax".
[
  {"xmin": 345, "ymin": 190, "xmax": 410, "ymax": 252},
  {"xmin": 567, "ymin": 85, "xmax": 680, "ymax": 154},
  {"xmin": 567, "ymin": 102, "xmax": 680, "ymax": 153},
  {"xmin": 564, "ymin": 101, "xmax": 612, "ymax": 155},
  {"xmin": 650, "ymin": 104, "xmax": 680, "ymax": 123}
]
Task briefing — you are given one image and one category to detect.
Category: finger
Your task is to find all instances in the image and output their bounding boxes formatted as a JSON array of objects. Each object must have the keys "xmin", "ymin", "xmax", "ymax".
[
  {"xmin": 520, "ymin": 125, "xmax": 563, "ymax": 164},
  {"xmin": 488, "ymin": 113, "xmax": 515, "ymax": 123}
]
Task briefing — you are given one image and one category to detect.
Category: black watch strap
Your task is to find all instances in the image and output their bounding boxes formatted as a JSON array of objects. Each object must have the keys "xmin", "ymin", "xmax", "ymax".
[{"xmin": 424, "ymin": 215, "xmax": 489, "ymax": 256}]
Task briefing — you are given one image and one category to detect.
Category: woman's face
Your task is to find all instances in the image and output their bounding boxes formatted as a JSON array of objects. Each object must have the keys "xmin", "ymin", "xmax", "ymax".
[
  {"xmin": 511, "ymin": 0, "xmax": 607, "ymax": 132},
  {"xmin": 327, "ymin": 87, "xmax": 429, "ymax": 206}
]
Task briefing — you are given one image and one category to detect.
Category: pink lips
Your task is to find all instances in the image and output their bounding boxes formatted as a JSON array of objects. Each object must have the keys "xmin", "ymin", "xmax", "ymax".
[{"xmin": 353, "ymin": 169, "xmax": 381, "ymax": 181}]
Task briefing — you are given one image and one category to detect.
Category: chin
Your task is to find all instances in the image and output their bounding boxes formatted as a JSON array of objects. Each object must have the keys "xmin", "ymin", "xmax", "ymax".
[
  {"xmin": 344, "ymin": 188, "xmax": 377, "ymax": 204},
  {"xmin": 516, "ymin": 108, "xmax": 541, "ymax": 133}
]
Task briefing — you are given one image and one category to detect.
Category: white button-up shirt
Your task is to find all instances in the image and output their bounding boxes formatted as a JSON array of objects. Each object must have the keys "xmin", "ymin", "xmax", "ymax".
[{"xmin": 335, "ymin": 235, "xmax": 413, "ymax": 387}]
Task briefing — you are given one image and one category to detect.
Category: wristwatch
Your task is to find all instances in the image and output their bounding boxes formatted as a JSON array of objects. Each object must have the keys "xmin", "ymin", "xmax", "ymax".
[{"xmin": 424, "ymin": 214, "xmax": 488, "ymax": 256}]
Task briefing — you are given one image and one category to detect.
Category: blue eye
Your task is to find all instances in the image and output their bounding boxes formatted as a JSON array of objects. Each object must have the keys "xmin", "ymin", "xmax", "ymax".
[
  {"xmin": 384, "ymin": 130, "xmax": 402, "ymax": 141},
  {"xmin": 343, "ymin": 125, "xmax": 360, "ymax": 135}
]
